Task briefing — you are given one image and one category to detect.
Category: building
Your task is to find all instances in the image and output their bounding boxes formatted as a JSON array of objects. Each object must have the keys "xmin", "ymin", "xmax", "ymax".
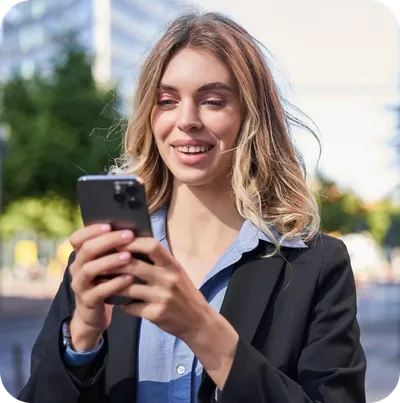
[{"xmin": 0, "ymin": 0, "xmax": 186, "ymax": 107}]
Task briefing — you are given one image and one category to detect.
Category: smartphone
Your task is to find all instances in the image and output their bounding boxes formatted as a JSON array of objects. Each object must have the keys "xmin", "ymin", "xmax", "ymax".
[{"xmin": 77, "ymin": 175, "xmax": 153, "ymax": 305}]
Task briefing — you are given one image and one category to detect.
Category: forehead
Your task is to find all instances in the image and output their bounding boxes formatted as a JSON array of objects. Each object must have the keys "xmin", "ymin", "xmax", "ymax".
[{"xmin": 160, "ymin": 47, "xmax": 234, "ymax": 87}]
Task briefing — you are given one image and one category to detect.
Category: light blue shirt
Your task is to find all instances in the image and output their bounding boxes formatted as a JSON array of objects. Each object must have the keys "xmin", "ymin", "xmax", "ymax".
[{"xmin": 64, "ymin": 206, "xmax": 307, "ymax": 403}]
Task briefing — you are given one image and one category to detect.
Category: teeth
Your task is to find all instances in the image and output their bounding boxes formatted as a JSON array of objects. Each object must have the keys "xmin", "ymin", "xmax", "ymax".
[{"xmin": 175, "ymin": 145, "xmax": 212, "ymax": 153}]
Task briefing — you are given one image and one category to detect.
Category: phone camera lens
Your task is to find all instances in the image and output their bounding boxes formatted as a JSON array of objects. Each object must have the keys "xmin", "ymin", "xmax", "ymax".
[
  {"xmin": 128, "ymin": 197, "xmax": 140, "ymax": 209},
  {"xmin": 126, "ymin": 185, "xmax": 137, "ymax": 196},
  {"xmin": 114, "ymin": 192, "xmax": 126, "ymax": 203}
]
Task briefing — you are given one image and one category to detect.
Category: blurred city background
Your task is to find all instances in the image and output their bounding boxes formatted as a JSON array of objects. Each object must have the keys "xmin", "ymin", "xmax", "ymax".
[{"xmin": 0, "ymin": 0, "xmax": 399, "ymax": 402}]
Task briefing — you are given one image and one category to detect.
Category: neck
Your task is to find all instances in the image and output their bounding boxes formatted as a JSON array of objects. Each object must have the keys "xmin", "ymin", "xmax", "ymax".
[{"xmin": 166, "ymin": 180, "xmax": 244, "ymax": 259}]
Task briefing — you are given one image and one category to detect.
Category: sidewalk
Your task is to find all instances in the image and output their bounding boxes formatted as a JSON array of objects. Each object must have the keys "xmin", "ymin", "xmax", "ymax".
[
  {"xmin": 0, "ymin": 277, "xmax": 60, "ymax": 298},
  {"xmin": 0, "ymin": 296, "xmax": 53, "ymax": 320},
  {"xmin": 360, "ymin": 326, "xmax": 400, "ymax": 402},
  {"xmin": 0, "ymin": 276, "xmax": 60, "ymax": 318}
]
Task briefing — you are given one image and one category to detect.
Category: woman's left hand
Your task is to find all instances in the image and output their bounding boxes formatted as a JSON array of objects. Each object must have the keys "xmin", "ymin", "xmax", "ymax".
[{"xmin": 117, "ymin": 234, "xmax": 213, "ymax": 342}]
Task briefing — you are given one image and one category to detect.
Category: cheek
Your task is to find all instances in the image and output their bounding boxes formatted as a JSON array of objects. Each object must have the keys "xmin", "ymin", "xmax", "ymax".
[
  {"xmin": 151, "ymin": 112, "xmax": 176, "ymax": 142},
  {"xmin": 211, "ymin": 114, "xmax": 242, "ymax": 145}
]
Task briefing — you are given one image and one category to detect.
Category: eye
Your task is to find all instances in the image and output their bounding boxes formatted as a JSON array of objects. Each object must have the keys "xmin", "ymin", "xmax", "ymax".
[
  {"xmin": 157, "ymin": 99, "xmax": 176, "ymax": 106},
  {"xmin": 203, "ymin": 100, "xmax": 225, "ymax": 107},
  {"xmin": 156, "ymin": 99, "xmax": 177, "ymax": 109}
]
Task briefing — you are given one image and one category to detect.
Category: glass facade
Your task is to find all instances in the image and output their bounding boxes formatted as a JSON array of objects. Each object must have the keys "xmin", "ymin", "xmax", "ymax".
[
  {"xmin": 109, "ymin": 0, "xmax": 186, "ymax": 105},
  {"xmin": 0, "ymin": 0, "xmax": 93, "ymax": 81},
  {"xmin": 31, "ymin": 0, "xmax": 46, "ymax": 19}
]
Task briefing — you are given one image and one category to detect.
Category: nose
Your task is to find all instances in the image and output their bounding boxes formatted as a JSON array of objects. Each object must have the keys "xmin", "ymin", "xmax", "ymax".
[{"xmin": 176, "ymin": 102, "xmax": 203, "ymax": 132}]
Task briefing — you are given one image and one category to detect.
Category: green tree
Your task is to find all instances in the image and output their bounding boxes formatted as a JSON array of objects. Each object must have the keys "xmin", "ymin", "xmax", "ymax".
[
  {"xmin": 0, "ymin": 33, "xmax": 124, "ymax": 211},
  {"xmin": 315, "ymin": 173, "xmax": 367, "ymax": 235},
  {"xmin": 365, "ymin": 199, "xmax": 393, "ymax": 244},
  {"xmin": 0, "ymin": 196, "xmax": 82, "ymax": 239}
]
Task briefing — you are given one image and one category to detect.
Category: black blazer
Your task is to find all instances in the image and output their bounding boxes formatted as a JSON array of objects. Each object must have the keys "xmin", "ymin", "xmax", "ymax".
[{"xmin": 19, "ymin": 233, "xmax": 366, "ymax": 403}]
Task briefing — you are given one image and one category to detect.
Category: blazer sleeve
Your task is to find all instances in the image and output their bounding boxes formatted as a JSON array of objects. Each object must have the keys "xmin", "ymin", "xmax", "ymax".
[
  {"xmin": 218, "ymin": 239, "xmax": 366, "ymax": 403},
  {"xmin": 18, "ymin": 252, "xmax": 108, "ymax": 403}
]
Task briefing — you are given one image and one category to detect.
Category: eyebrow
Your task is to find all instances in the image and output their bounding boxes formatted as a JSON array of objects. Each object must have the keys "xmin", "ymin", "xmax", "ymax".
[{"xmin": 158, "ymin": 82, "xmax": 233, "ymax": 93}]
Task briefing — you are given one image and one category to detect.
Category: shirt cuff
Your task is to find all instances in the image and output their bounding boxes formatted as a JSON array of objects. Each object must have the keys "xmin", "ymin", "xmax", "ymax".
[{"xmin": 63, "ymin": 336, "xmax": 104, "ymax": 367}]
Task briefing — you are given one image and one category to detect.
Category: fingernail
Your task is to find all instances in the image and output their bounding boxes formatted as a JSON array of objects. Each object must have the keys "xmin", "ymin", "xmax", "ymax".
[
  {"xmin": 124, "ymin": 274, "xmax": 134, "ymax": 282},
  {"xmin": 119, "ymin": 252, "xmax": 131, "ymax": 261},
  {"xmin": 121, "ymin": 231, "xmax": 133, "ymax": 240},
  {"xmin": 100, "ymin": 224, "xmax": 111, "ymax": 232}
]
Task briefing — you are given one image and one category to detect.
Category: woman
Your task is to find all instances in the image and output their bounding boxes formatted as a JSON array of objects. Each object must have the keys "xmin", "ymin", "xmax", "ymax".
[{"xmin": 19, "ymin": 12, "xmax": 366, "ymax": 403}]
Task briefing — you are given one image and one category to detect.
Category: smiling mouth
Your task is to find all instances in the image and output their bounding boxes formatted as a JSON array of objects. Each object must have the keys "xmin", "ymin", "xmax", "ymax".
[{"xmin": 173, "ymin": 145, "xmax": 214, "ymax": 154}]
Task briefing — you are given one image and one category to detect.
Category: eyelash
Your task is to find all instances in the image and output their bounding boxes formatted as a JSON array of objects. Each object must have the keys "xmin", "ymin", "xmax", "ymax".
[
  {"xmin": 156, "ymin": 99, "xmax": 225, "ymax": 107},
  {"xmin": 157, "ymin": 99, "xmax": 175, "ymax": 106},
  {"xmin": 205, "ymin": 100, "xmax": 225, "ymax": 107}
]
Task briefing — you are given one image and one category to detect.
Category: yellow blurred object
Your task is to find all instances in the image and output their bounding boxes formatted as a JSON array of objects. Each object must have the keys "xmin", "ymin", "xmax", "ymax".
[
  {"xmin": 327, "ymin": 231, "xmax": 342, "ymax": 238},
  {"xmin": 47, "ymin": 258, "xmax": 63, "ymax": 280},
  {"xmin": 14, "ymin": 240, "xmax": 38, "ymax": 267},
  {"xmin": 47, "ymin": 239, "xmax": 73, "ymax": 278},
  {"xmin": 56, "ymin": 239, "xmax": 74, "ymax": 266}
]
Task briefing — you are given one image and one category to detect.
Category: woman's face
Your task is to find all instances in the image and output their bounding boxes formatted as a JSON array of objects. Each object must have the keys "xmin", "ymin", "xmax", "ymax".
[{"xmin": 151, "ymin": 47, "xmax": 242, "ymax": 187}]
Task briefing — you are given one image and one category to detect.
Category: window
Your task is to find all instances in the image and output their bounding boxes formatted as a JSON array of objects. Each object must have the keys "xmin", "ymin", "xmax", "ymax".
[
  {"xmin": 0, "ymin": 65, "xmax": 10, "ymax": 82},
  {"xmin": 20, "ymin": 60, "xmax": 35, "ymax": 79},
  {"xmin": 112, "ymin": 7, "xmax": 159, "ymax": 40},
  {"xmin": 19, "ymin": 25, "xmax": 44, "ymax": 53},
  {"xmin": 31, "ymin": 0, "xmax": 46, "ymax": 19}
]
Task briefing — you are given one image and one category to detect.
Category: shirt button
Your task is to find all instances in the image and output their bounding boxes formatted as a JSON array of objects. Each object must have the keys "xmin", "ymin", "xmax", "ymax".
[{"xmin": 176, "ymin": 365, "xmax": 186, "ymax": 375}]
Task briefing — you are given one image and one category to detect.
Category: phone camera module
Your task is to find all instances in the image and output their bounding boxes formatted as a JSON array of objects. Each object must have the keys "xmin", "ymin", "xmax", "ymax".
[
  {"xmin": 113, "ymin": 192, "xmax": 126, "ymax": 203},
  {"xmin": 126, "ymin": 185, "xmax": 137, "ymax": 196},
  {"xmin": 128, "ymin": 197, "xmax": 140, "ymax": 209}
]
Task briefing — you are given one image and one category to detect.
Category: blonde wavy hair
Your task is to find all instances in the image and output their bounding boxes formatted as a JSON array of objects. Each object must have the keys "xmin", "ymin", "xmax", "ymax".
[{"xmin": 111, "ymin": 12, "xmax": 321, "ymax": 249}]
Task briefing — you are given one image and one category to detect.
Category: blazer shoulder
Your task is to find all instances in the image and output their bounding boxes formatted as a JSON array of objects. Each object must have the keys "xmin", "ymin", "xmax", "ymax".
[
  {"xmin": 305, "ymin": 232, "xmax": 347, "ymax": 253},
  {"xmin": 298, "ymin": 233, "xmax": 353, "ymax": 284},
  {"xmin": 282, "ymin": 233, "xmax": 350, "ymax": 278}
]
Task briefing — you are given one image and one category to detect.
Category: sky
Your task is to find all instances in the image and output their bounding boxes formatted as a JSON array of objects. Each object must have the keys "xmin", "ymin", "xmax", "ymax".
[{"xmin": 188, "ymin": 0, "xmax": 400, "ymax": 203}]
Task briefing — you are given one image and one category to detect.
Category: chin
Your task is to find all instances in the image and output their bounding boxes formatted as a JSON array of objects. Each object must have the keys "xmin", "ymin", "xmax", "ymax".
[{"xmin": 169, "ymin": 169, "xmax": 216, "ymax": 187}]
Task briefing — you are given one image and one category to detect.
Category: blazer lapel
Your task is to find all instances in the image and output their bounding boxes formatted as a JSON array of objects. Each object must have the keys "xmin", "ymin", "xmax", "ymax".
[
  {"xmin": 106, "ymin": 306, "xmax": 140, "ymax": 403},
  {"xmin": 198, "ymin": 242, "xmax": 288, "ymax": 401},
  {"xmin": 220, "ymin": 243, "xmax": 287, "ymax": 344}
]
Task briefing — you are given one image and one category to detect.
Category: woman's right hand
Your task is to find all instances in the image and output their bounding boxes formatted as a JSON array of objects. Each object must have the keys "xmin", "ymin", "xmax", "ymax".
[{"xmin": 68, "ymin": 224, "xmax": 135, "ymax": 351}]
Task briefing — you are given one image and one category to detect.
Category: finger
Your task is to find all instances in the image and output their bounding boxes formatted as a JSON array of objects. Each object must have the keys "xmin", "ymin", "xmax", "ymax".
[
  {"xmin": 117, "ymin": 283, "xmax": 156, "ymax": 302},
  {"xmin": 123, "ymin": 237, "xmax": 175, "ymax": 268},
  {"xmin": 120, "ymin": 301, "xmax": 147, "ymax": 318},
  {"xmin": 69, "ymin": 224, "xmax": 111, "ymax": 251},
  {"xmin": 122, "ymin": 258, "xmax": 169, "ymax": 285},
  {"xmin": 74, "ymin": 251, "xmax": 133, "ymax": 290},
  {"xmin": 84, "ymin": 274, "xmax": 135, "ymax": 307},
  {"xmin": 120, "ymin": 300, "xmax": 161, "ymax": 322},
  {"xmin": 74, "ymin": 230, "xmax": 135, "ymax": 269}
]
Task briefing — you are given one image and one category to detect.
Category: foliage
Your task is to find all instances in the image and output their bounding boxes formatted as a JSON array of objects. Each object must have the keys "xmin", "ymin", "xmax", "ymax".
[
  {"xmin": 0, "ymin": 32, "xmax": 125, "ymax": 210},
  {"xmin": 315, "ymin": 173, "xmax": 400, "ymax": 246},
  {"xmin": 315, "ymin": 173, "xmax": 367, "ymax": 235},
  {"xmin": 0, "ymin": 196, "xmax": 82, "ymax": 239}
]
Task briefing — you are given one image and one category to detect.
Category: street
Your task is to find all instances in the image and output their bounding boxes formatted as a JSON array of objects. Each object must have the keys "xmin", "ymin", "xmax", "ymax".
[
  {"xmin": 0, "ymin": 284, "xmax": 399, "ymax": 402},
  {"xmin": 0, "ymin": 316, "xmax": 45, "ymax": 396}
]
